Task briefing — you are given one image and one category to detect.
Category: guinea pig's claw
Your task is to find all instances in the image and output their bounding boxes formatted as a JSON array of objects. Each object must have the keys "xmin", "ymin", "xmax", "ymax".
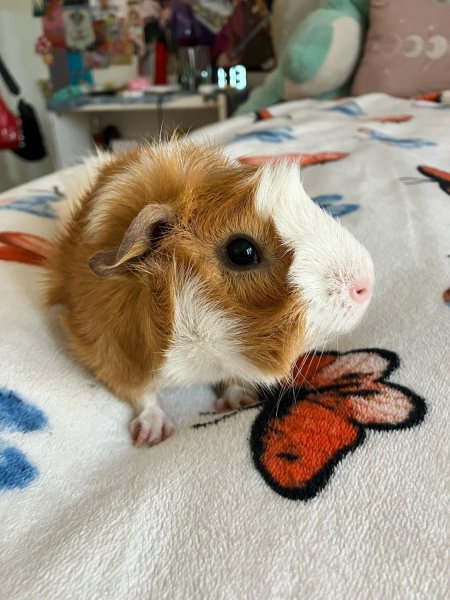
[
  {"xmin": 215, "ymin": 384, "xmax": 260, "ymax": 413},
  {"xmin": 130, "ymin": 408, "xmax": 173, "ymax": 447}
]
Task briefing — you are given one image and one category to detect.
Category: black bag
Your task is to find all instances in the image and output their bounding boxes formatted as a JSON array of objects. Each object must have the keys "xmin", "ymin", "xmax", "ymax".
[{"xmin": 0, "ymin": 53, "xmax": 47, "ymax": 161}]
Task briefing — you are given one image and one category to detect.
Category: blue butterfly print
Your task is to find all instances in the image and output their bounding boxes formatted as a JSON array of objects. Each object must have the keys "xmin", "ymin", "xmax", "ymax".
[
  {"xmin": 0, "ymin": 186, "xmax": 64, "ymax": 219},
  {"xmin": 358, "ymin": 128, "xmax": 436, "ymax": 149},
  {"xmin": 324, "ymin": 101, "xmax": 365, "ymax": 117},
  {"xmin": 229, "ymin": 127, "xmax": 296, "ymax": 144},
  {"xmin": 312, "ymin": 194, "xmax": 359, "ymax": 218},
  {"xmin": 0, "ymin": 389, "xmax": 47, "ymax": 491}
]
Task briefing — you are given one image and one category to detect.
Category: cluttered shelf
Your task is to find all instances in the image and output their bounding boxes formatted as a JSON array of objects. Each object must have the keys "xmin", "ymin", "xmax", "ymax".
[
  {"xmin": 46, "ymin": 86, "xmax": 230, "ymax": 168},
  {"xmin": 47, "ymin": 87, "xmax": 226, "ymax": 113},
  {"xmin": 27, "ymin": 0, "xmax": 271, "ymax": 169}
]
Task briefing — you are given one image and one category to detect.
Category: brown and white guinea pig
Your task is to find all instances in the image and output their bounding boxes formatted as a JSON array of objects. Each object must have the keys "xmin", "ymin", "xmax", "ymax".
[{"xmin": 44, "ymin": 140, "xmax": 374, "ymax": 447}]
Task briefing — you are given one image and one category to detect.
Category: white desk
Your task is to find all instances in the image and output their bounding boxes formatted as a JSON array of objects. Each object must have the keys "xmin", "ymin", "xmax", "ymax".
[{"xmin": 48, "ymin": 92, "xmax": 228, "ymax": 169}]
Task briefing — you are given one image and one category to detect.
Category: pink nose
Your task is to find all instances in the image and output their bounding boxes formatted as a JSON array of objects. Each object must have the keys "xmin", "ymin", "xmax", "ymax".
[{"xmin": 349, "ymin": 279, "xmax": 372, "ymax": 303}]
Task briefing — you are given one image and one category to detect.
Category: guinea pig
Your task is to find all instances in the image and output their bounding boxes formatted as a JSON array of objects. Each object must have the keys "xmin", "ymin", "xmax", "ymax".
[{"xmin": 44, "ymin": 140, "xmax": 374, "ymax": 447}]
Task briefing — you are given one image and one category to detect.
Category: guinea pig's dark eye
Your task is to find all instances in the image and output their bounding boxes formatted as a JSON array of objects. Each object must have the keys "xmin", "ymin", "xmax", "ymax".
[{"xmin": 225, "ymin": 237, "xmax": 261, "ymax": 267}]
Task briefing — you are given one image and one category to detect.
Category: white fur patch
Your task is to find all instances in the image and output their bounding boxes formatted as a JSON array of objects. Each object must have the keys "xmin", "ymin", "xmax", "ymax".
[
  {"xmin": 255, "ymin": 162, "xmax": 374, "ymax": 345},
  {"xmin": 159, "ymin": 276, "xmax": 274, "ymax": 388}
]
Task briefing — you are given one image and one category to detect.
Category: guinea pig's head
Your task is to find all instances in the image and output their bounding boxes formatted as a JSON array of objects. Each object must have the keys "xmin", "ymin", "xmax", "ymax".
[{"xmin": 88, "ymin": 143, "xmax": 374, "ymax": 388}]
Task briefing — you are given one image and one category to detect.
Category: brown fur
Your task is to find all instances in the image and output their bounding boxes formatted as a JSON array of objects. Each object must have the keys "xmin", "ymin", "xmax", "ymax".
[{"xmin": 44, "ymin": 142, "xmax": 306, "ymax": 408}]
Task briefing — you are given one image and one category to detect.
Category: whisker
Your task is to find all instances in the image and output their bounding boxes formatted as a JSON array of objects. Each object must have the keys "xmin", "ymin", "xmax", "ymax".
[
  {"xmin": 399, "ymin": 176, "xmax": 424, "ymax": 182},
  {"xmin": 312, "ymin": 336, "xmax": 330, "ymax": 382},
  {"xmin": 403, "ymin": 179, "xmax": 435, "ymax": 186},
  {"xmin": 275, "ymin": 368, "xmax": 291, "ymax": 419},
  {"xmin": 291, "ymin": 330, "xmax": 324, "ymax": 395}
]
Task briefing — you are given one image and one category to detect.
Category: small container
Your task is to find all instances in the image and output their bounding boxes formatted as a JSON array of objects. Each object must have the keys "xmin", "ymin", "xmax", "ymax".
[{"xmin": 178, "ymin": 45, "xmax": 211, "ymax": 92}]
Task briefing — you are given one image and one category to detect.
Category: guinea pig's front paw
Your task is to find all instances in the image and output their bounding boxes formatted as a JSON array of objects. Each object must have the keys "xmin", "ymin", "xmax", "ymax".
[
  {"xmin": 130, "ymin": 406, "xmax": 173, "ymax": 448},
  {"xmin": 215, "ymin": 384, "xmax": 260, "ymax": 412}
]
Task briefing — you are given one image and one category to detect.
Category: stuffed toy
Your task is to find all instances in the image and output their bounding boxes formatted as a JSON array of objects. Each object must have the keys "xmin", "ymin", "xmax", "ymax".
[{"xmin": 236, "ymin": 0, "xmax": 369, "ymax": 114}]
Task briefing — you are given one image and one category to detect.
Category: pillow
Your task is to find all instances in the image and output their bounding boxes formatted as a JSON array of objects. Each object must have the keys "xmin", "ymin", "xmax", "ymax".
[{"xmin": 352, "ymin": 0, "xmax": 450, "ymax": 98}]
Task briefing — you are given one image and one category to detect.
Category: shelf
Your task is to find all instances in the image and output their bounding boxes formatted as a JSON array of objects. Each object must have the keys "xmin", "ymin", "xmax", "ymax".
[{"xmin": 47, "ymin": 92, "xmax": 220, "ymax": 113}]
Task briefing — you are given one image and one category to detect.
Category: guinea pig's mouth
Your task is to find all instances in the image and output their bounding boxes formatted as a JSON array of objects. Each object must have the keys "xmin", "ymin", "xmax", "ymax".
[{"xmin": 302, "ymin": 279, "xmax": 374, "ymax": 351}]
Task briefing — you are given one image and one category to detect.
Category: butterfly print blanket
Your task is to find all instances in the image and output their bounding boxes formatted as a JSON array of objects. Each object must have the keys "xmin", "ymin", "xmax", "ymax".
[{"xmin": 1, "ymin": 94, "xmax": 449, "ymax": 599}]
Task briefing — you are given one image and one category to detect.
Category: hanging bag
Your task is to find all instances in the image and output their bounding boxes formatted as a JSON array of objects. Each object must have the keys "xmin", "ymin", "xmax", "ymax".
[
  {"xmin": 0, "ymin": 94, "xmax": 21, "ymax": 150},
  {"xmin": 0, "ymin": 53, "xmax": 47, "ymax": 161}
]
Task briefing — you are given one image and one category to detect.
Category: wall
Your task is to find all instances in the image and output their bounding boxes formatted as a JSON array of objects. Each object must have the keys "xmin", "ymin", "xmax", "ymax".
[{"xmin": 0, "ymin": 0, "xmax": 55, "ymax": 193}]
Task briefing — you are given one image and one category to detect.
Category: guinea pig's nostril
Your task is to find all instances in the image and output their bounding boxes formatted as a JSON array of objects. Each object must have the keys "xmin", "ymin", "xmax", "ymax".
[{"xmin": 349, "ymin": 279, "xmax": 372, "ymax": 303}]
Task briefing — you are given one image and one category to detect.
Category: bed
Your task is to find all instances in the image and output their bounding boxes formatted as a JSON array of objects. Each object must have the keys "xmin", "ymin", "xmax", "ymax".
[{"xmin": 1, "ymin": 93, "xmax": 449, "ymax": 599}]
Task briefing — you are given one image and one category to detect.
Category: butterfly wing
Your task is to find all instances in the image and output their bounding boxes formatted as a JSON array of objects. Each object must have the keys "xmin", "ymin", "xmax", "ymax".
[
  {"xmin": 417, "ymin": 165, "xmax": 450, "ymax": 196},
  {"xmin": 0, "ymin": 231, "xmax": 51, "ymax": 266},
  {"xmin": 238, "ymin": 152, "xmax": 349, "ymax": 168},
  {"xmin": 251, "ymin": 394, "xmax": 363, "ymax": 500},
  {"xmin": 251, "ymin": 349, "xmax": 426, "ymax": 499},
  {"xmin": 299, "ymin": 152, "xmax": 349, "ymax": 166},
  {"xmin": 255, "ymin": 109, "xmax": 273, "ymax": 121},
  {"xmin": 293, "ymin": 350, "xmax": 427, "ymax": 429},
  {"xmin": 343, "ymin": 380, "xmax": 427, "ymax": 429},
  {"xmin": 444, "ymin": 287, "xmax": 450, "ymax": 305},
  {"xmin": 366, "ymin": 115, "xmax": 412, "ymax": 124}
]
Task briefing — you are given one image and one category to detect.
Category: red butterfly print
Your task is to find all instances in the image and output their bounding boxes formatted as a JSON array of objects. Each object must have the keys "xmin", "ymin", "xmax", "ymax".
[
  {"xmin": 251, "ymin": 349, "xmax": 426, "ymax": 500},
  {"xmin": 414, "ymin": 92, "xmax": 441, "ymax": 102},
  {"xmin": 364, "ymin": 114, "xmax": 412, "ymax": 124},
  {"xmin": 0, "ymin": 231, "xmax": 52, "ymax": 266},
  {"xmin": 417, "ymin": 166, "xmax": 450, "ymax": 196},
  {"xmin": 444, "ymin": 287, "xmax": 450, "ymax": 306},
  {"xmin": 255, "ymin": 109, "xmax": 274, "ymax": 121},
  {"xmin": 238, "ymin": 152, "xmax": 349, "ymax": 168}
]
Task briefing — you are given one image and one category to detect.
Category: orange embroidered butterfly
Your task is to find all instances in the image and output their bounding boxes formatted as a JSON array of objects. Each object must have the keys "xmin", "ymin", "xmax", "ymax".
[{"xmin": 251, "ymin": 349, "xmax": 426, "ymax": 500}]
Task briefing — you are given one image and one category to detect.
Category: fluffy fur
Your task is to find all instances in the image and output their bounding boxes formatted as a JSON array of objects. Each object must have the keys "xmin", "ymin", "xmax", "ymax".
[
  {"xmin": 255, "ymin": 163, "xmax": 375, "ymax": 344},
  {"xmin": 45, "ymin": 141, "xmax": 374, "ymax": 446}
]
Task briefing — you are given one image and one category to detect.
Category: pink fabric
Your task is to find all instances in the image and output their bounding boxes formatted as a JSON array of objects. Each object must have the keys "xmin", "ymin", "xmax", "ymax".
[{"xmin": 352, "ymin": 0, "xmax": 450, "ymax": 98}]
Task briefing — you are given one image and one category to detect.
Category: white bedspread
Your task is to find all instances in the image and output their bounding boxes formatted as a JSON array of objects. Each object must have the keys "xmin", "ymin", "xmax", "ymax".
[{"xmin": 1, "ymin": 93, "xmax": 449, "ymax": 599}]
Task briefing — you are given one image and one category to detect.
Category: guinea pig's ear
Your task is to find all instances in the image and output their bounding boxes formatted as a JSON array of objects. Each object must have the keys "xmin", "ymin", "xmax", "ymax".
[{"xmin": 88, "ymin": 204, "xmax": 173, "ymax": 278}]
